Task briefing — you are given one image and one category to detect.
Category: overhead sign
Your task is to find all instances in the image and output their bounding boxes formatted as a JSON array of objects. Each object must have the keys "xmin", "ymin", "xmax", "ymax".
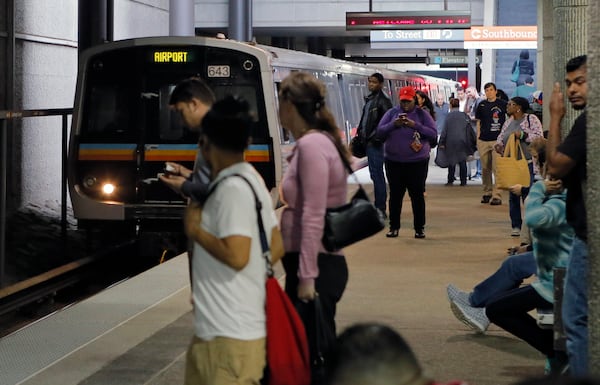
[
  {"xmin": 347, "ymin": 11, "xmax": 471, "ymax": 30},
  {"xmin": 464, "ymin": 26, "xmax": 537, "ymax": 49},
  {"xmin": 370, "ymin": 29, "xmax": 464, "ymax": 42},
  {"xmin": 430, "ymin": 56, "xmax": 481, "ymax": 65}
]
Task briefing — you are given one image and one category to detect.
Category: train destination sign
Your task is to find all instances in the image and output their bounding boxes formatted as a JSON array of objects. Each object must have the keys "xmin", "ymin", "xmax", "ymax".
[
  {"xmin": 346, "ymin": 11, "xmax": 471, "ymax": 30},
  {"xmin": 152, "ymin": 51, "xmax": 190, "ymax": 63}
]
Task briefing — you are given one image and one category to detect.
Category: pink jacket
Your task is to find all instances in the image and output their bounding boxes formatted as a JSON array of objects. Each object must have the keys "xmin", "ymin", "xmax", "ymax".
[{"xmin": 280, "ymin": 131, "xmax": 347, "ymax": 283}]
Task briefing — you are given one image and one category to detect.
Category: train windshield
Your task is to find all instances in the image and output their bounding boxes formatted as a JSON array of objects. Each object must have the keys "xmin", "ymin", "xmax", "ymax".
[{"xmin": 74, "ymin": 43, "xmax": 274, "ymax": 206}]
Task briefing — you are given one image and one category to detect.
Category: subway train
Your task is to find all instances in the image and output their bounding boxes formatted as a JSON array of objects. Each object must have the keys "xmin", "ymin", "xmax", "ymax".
[{"xmin": 68, "ymin": 36, "xmax": 458, "ymax": 239}]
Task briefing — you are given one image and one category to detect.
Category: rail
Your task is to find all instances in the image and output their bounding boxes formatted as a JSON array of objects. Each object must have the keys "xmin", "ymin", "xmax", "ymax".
[{"xmin": 0, "ymin": 108, "xmax": 73, "ymax": 288}]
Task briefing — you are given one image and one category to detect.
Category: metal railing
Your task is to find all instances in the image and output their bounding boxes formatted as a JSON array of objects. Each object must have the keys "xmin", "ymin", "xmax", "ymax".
[{"xmin": 0, "ymin": 108, "xmax": 73, "ymax": 288}]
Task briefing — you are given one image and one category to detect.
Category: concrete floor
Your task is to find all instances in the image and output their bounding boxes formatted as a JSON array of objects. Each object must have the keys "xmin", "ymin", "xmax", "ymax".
[{"xmin": 12, "ymin": 164, "xmax": 548, "ymax": 385}]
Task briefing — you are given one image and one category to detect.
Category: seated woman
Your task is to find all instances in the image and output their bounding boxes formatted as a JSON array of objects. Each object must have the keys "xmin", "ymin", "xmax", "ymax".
[{"xmin": 446, "ymin": 138, "xmax": 573, "ymax": 374}]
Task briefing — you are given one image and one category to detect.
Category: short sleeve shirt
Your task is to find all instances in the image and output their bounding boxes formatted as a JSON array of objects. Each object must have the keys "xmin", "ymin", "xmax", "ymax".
[
  {"xmin": 557, "ymin": 111, "xmax": 587, "ymax": 240},
  {"xmin": 476, "ymin": 98, "xmax": 507, "ymax": 141}
]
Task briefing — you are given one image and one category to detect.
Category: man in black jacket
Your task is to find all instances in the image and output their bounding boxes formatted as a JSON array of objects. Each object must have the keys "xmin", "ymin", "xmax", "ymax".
[{"xmin": 356, "ymin": 73, "xmax": 392, "ymax": 215}]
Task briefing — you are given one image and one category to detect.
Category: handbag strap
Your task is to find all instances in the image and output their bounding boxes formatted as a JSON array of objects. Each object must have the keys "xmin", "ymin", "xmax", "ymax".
[
  {"xmin": 320, "ymin": 131, "xmax": 365, "ymax": 190},
  {"xmin": 205, "ymin": 173, "xmax": 274, "ymax": 277},
  {"xmin": 503, "ymin": 133, "xmax": 526, "ymax": 160}
]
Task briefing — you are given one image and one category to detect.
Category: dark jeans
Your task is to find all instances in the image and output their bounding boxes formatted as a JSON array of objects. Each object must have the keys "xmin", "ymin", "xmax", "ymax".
[
  {"xmin": 384, "ymin": 159, "xmax": 428, "ymax": 231},
  {"xmin": 367, "ymin": 143, "xmax": 387, "ymax": 212},
  {"xmin": 486, "ymin": 285, "xmax": 554, "ymax": 357},
  {"xmin": 282, "ymin": 252, "xmax": 349, "ymax": 384},
  {"xmin": 448, "ymin": 161, "xmax": 467, "ymax": 184},
  {"xmin": 469, "ymin": 251, "xmax": 537, "ymax": 307},
  {"xmin": 509, "ymin": 162, "xmax": 534, "ymax": 229}
]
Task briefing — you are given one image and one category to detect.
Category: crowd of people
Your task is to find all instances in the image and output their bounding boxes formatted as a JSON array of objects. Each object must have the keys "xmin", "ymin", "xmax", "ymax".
[{"xmin": 155, "ymin": 51, "xmax": 592, "ymax": 384}]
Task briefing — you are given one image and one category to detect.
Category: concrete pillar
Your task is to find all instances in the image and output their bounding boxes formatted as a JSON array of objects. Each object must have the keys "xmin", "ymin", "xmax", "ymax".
[
  {"xmin": 553, "ymin": 1, "xmax": 587, "ymax": 131},
  {"xmin": 538, "ymin": 1, "xmax": 554, "ymax": 127},
  {"xmin": 586, "ymin": 0, "xmax": 599, "ymax": 376},
  {"xmin": 228, "ymin": 0, "xmax": 252, "ymax": 42},
  {"xmin": 480, "ymin": 0, "xmax": 496, "ymax": 87},
  {"xmin": 169, "ymin": 0, "xmax": 194, "ymax": 37}
]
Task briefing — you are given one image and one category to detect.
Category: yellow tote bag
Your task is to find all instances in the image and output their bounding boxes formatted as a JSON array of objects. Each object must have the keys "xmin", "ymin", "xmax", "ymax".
[{"xmin": 496, "ymin": 133, "xmax": 531, "ymax": 190}]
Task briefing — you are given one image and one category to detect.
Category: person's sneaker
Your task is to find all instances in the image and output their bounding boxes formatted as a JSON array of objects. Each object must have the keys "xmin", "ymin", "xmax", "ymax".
[
  {"xmin": 481, "ymin": 195, "xmax": 491, "ymax": 204},
  {"xmin": 446, "ymin": 284, "xmax": 471, "ymax": 306},
  {"xmin": 511, "ymin": 227, "xmax": 520, "ymax": 237},
  {"xmin": 544, "ymin": 355, "xmax": 569, "ymax": 375},
  {"xmin": 449, "ymin": 299, "xmax": 490, "ymax": 333},
  {"xmin": 490, "ymin": 198, "xmax": 502, "ymax": 205}
]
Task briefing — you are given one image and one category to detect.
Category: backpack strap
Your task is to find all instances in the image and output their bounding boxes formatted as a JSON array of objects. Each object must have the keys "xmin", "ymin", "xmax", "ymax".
[{"xmin": 205, "ymin": 173, "xmax": 274, "ymax": 276}]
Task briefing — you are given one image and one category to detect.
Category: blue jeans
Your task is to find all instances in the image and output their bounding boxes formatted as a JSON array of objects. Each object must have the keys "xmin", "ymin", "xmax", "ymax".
[
  {"xmin": 367, "ymin": 144, "xmax": 387, "ymax": 212},
  {"xmin": 563, "ymin": 236, "xmax": 588, "ymax": 376},
  {"xmin": 469, "ymin": 251, "xmax": 537, "ymax": 307},
  {"xmin": 509, "ymin": 163, "xmax": 534, "ymax": 229}
]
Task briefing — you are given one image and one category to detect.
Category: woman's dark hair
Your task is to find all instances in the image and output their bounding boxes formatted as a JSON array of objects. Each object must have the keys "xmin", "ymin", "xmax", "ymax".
[
  {"xmin": 566, "ymin": 55, "xmax": 587, "ymax": 72},
  {"xmin": 519, "ymin": 50, "xmax": 530, "ymax": 60},
  {"xmin": 415, "ymin": 90, "xmax": 436, "ymax": 121},
  {"xmin": 496, "ymin": 89, "xmax": 509, "ymax": 101},
  {"xmin": 279, "ymin": 72, "xmax": 349, "ymax": 161},
  {"xmin": 201, "ymin": 95, "xmax": 253, "ymax": 153},
  {"xmin": 511, "ymin": 96, "xmax": 530, "ymax": 113},
  {"xmin": 450, "ymin": 98, "xmax": 459, "ymax": 108}
]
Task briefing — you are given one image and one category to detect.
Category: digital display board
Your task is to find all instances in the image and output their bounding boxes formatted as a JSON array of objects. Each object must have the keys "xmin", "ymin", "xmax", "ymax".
[
  {"xmin": 153, "ymin": 51, "xmax": 190, "ymax": 63},
  {"xmin": 346, "ymin": 11, "xmax": 471, "ymax": 30}
]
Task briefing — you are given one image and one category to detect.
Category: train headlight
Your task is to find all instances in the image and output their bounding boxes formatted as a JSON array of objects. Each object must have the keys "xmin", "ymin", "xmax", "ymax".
[
  {"xmin": 83, "ymin": 176, "xmax": 97, "ymax": 188},
  {"xmin": 102, "ymin": 183, "xmax": 116, "ymax": 195}
]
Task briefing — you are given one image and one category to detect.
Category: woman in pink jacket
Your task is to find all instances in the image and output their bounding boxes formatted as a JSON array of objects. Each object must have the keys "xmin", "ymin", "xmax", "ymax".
[{"xmin": 278, "ymin": 72, "xmax": 349, "ymax": 383}]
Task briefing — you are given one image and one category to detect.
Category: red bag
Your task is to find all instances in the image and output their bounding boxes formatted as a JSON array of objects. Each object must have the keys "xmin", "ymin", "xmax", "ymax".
[
  {"xmin": 265, "ymin": 277, "xmax": 311, "ymax": 385},
  {"xmin": 223, "ymin": 174, "xmax": 310, "ymax": 385}
]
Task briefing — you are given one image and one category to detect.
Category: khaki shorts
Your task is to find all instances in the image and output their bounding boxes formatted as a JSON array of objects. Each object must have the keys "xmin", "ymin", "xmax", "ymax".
[{"xmin": 184, "ymin": 335, "xmax": 266, "ymax": 385}]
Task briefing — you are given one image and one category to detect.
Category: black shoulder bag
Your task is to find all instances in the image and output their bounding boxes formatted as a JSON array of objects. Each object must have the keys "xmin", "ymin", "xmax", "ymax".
[{"xmin": 321, "ymin": 142, "xmax": 385, "ymax": 251}]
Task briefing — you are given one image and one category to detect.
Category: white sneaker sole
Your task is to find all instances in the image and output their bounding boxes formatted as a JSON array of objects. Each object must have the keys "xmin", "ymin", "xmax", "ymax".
[{"xmin": 450, "ymin": 300, "xmax": 488, "ymax": 333}]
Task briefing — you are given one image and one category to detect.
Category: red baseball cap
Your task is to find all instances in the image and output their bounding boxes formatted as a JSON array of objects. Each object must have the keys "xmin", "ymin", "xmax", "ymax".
[{"xmin": 399, "ymin": 86, "xmax": 416, "ymax": 101}]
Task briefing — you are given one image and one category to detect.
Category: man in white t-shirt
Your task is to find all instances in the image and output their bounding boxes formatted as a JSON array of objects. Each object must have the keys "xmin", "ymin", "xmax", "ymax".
[{"xmin": 183, "ymin": 96, "xmax": 284, "ymax": 385}]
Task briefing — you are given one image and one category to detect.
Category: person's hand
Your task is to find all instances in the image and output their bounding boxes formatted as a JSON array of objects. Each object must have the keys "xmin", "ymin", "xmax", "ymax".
[
  {"xmin": 509, "ymin": 184, "xmax": 523, "ymax": 195},
  {"xmin": 402, "ymin": 116, "xmax": 415, "ymax": 128},
  {"xmin": 297, "ymin": 280, "xmax": 316, "ymax": 302},
  {"xmin": 184, "ymin": 202, "xmax": 203, "ymax": 238},
  {"xmin": 494, "ymin": 143, "xmax": 504, "ymax": 154},
  {"xmin": 159, "ymin": 174, "xmax": 187, "ymax": 195},
  {"xmin": 549, "ymin": 82, "xmax": 566, "ymax": 120},
  {"xmin": 165, "ymin": 162, "xmax": 192, "ymax": 179},
  {"xmin": 544, "ymin": 178, "xmax": 564, "ymax": 195}
]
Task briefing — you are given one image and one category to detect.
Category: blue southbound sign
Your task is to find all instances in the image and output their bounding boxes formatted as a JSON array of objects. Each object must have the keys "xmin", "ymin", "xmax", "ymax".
[{"xmin": 370, "ymin": 29, "xmax": 465, "ymax": 42}]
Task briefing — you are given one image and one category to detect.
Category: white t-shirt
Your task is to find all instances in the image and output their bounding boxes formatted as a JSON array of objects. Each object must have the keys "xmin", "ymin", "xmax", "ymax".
[{"xmin": 192, "ymin": 162, "xmax": 277, "ymax": 341}]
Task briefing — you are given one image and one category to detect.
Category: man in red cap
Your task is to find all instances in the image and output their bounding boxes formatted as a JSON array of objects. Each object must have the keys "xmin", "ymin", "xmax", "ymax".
[{"xmin": 376, "ymin": 86, "xmax": 437, "ymax": 239}]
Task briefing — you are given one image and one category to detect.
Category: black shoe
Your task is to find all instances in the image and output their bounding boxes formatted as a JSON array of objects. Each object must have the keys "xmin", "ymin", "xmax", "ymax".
[
  {"xmin": 460, "ymin": 182, "xmax": 467, "ymax": 186},
  {"xmin": 444, "ymin": 182, "xmax": 454, "ymax": 186},
  {"xmin": 414, "ymin": 231, "xmax": 426, "ymax": 239},
  {"xmin": 490, "ymin": 198, "xmax": 502, "ymax": 206},
  {"xmin": 481, "ymin": 195, "xmax": 491, "ymax": 204},
  {"xmin": 386, "ymin": 229, "xmax": 399, "ymax": 238}
]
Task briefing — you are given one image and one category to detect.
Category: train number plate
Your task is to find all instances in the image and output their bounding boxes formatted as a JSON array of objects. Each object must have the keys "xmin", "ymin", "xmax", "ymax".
[{"xmin": 207, "ymin": 65, "xmax": 231, "ymax": 77}]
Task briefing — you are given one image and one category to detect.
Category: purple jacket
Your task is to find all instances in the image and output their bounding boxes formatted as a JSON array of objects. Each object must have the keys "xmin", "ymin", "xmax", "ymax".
[{"xmin": 377, "ymin": 106, "xmax": 437, "ymax": 162}]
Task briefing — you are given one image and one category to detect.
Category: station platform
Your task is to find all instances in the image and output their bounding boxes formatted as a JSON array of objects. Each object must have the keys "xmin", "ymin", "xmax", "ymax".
[{"xmin": 0, "ymin": 164, "xmax": 546, "ymax": 385}]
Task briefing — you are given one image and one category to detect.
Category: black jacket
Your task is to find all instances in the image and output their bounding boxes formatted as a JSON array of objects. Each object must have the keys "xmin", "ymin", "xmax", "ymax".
[{"xmin": 357, "ymin": 90, "xmax": 392, "ymax": 145}]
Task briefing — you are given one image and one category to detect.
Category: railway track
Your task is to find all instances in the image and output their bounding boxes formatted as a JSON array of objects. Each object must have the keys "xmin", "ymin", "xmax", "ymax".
[{"xmin": 0, "ymin": 239, "xmax": 150, "ymax": 338}]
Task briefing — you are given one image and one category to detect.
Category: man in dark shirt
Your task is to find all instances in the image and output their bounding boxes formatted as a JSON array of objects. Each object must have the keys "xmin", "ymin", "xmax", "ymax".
[
  {"xmin": 357, "ymin": 73, "xmax": 393, "ymax": 215},
  {"xmin": 546, "ymin": 55, "xmax": 588, "ymax": 376},
  {"xmin": 475, "ymin": 82, "xmax": 507, "ymax": 205}
]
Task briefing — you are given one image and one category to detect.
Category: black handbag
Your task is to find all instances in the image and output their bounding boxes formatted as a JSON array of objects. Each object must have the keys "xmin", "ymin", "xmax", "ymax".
[
  {"xmin": 349, "ymin": 135, "xmax": 366, "ymax": 158},
  {"xmin": 321, "ymin": 141, "xmax": 385, "ymax": 251}
]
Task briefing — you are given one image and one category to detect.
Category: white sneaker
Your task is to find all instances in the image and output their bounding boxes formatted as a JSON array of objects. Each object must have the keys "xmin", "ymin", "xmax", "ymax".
[
  {"xmin": 449, "ymin": 299, "xmax": 490, "ymax": 333},
  {"xmin": 511, "ymin": 227, "xmax": 520, "ymax": 237},
  {"xmin": 446, "ymin": 284, "xmax": 471, "ymax": 306}
]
